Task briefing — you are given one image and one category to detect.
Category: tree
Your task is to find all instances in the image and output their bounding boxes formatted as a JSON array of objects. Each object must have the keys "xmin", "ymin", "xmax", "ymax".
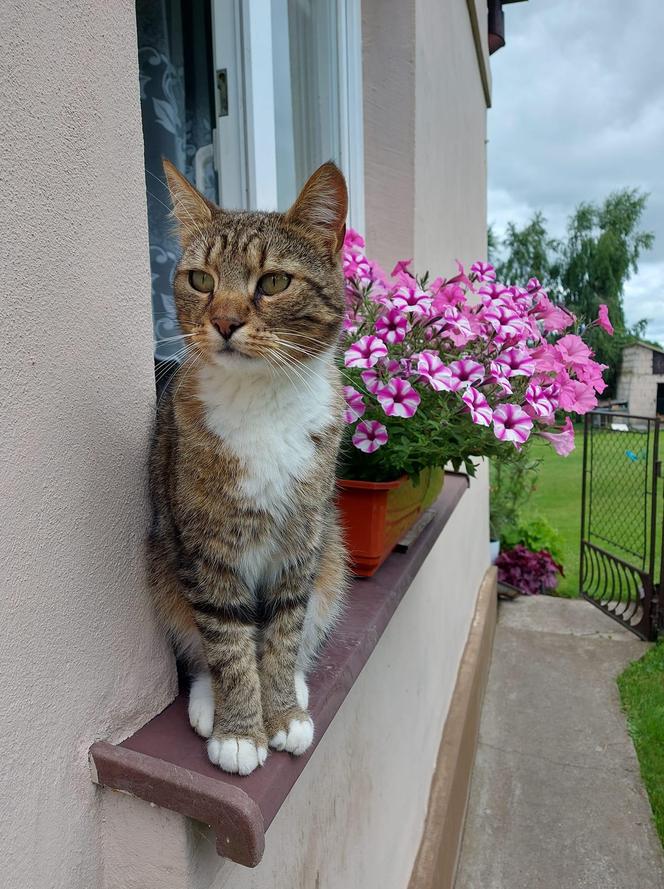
[
  {"xmin": 491, "ymin": 190, "xmax": 655, "ymax": 395},
  {"xmin": 494, "ymin": 211, "xmax": 560, "ymax": 288}
]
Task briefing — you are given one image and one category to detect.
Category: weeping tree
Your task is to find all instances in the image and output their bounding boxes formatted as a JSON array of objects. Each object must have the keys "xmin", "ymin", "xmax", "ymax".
[{"xmin": 491, "ymin": 189, "xmax": 655, "ymax": 395}]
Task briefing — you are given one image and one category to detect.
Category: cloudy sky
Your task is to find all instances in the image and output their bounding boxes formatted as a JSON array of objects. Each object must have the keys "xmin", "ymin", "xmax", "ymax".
[{"xmin": 488, "ymin": 0, "xmax": 664, "ymax": 343}]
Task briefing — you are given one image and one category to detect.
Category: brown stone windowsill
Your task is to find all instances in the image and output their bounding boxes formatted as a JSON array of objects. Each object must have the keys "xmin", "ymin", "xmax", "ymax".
[{"xmin": 89, "ymin": 473, "xmax": 469, "ymax": 868}]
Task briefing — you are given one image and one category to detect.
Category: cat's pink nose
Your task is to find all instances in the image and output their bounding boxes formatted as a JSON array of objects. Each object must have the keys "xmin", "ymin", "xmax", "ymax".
[{"xmin": 211, "ymin": 315, "xmax": 245, "ymax": 341}]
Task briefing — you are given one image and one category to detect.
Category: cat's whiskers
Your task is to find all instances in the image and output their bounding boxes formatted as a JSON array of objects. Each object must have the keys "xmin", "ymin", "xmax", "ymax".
[
  {"xmin": 263, "ymin": 346, "xmax": 317, "ymax": 399},
  {"xmin": 270, "ymin": 334, "xmax": 373, "ymax": 398}
]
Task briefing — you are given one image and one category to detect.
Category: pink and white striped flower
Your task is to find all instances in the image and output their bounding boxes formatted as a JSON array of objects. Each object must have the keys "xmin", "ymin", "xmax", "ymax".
[
  {"xmin": 375, "ymin": 307, "xmax": 409, "ymax": 344},
  {"xmin": 492, "ymin": 403, "xmax": 533, "ymax": 447},
  {"xmin": 391, "ymin": 285, "xmax": 432, "ymax": 317},
  {"xmin": 352, "ymin": 419, "xmax": 389, "ymax": 453},
  {"xmin": 524, "ymin": 383, "xmax": 555, "ymax": 420},
  {"xmin": 461, "ymin": 387, "xmax": 493, "ymax": 427},
  {"xmin": 446, "ymin": 358, "xmax": 485, "ymax": 389},
  {"xmin": 470, "ymin": 261, "xmax": 496, "ymax": 283},
  {"xmin": 416, "ymin": 351, "xmax": 455, "ymax": 392},
  {"xmin": 344, "ymin": 335, "xmax": 388, "ymax": 369},
  {"xmin": 376, "ymin": 377, "xmax": 421, "ymax": 418},
  {"xmin": 494, "ymin": 347, "xmax": 536, "ymax": 378},
  {"xmin": 342, "ymin": 386, "xmax": 366, "ymax": 424}
]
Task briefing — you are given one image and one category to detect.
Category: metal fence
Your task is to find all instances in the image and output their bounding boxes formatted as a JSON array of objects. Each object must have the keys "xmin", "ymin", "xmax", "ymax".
[{"xmin": 580, "ymin": 412, "xmax": 663, "ymax": 640}]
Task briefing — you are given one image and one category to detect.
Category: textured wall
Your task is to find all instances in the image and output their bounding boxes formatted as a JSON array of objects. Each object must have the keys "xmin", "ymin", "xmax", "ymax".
[
  {"xmin": 0, "ymin": 3, "xmax": 176, "ymax": 888},
  {"xmin": 101, "ymin": 488, "xmax": 491, "ymax": 889},
  {"xmin": 414, "ymin": 0, "xmax": 488, "ymax": 272},
  {"xmin": 362, "ymin": 0, "xmax": 416, "ymax": 269},
  {"xmin": 616, "ymin": 345, "xmax": 664, "ymax": 417}
]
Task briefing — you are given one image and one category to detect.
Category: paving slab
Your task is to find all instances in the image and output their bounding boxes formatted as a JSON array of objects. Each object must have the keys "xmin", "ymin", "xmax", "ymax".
[{"xmin": 455, "ymin": 596, "xmax": 664, "ymax": 889}]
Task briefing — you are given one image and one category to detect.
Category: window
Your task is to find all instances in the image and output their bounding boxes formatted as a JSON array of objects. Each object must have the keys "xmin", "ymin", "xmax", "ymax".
[{"xmin": 135, "ymin": 0, "xmax": 364, "ymax": 362}]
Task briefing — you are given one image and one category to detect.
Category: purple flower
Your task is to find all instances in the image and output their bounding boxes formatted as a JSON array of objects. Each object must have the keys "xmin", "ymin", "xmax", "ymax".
[
  {"xmin": 375, "ymin": 307, "xmax": 409, "ymax": 344},
  {"xmin": 352, "ymin": 419, "xmax": 389, "ymax": 453},
  {"xmin": 342, "ymin": 386, "xmax": 366, "ymax": 424},
  {"xmin": 461, "ymin": 387, "xmax": 493, "ymax": 427},
  {"xmin": 376, "ymin": 377, "xmax": 421, "ymax": 418},
  {"xmin": 497, "ymin": 545, "xmax": 562, "ymax": 595},
  {"xmin": 344, "ymin": 335, "xmax": 388, "ymax": 369},
  {"xmin": 470, "ymin": 261, "xmax": 496, "ymax": 283},
  {"xmin": 492, "ymin": 403, "xmax": 533, "ymax": 447}
]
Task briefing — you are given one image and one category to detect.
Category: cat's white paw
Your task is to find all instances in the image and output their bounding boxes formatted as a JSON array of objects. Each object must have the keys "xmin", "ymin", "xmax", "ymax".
[
  {"xmin": 207, "ymin": 737, "xmax": 268, "ymax": 775},
  {"xmin": 294, "ymin": 671, "xmax": 309, "ymax": 710},
  {"xmin": 188, "ymin": 673, "xmax": 214, "ymax": 738},
  {"xmin": 269, "ymin": 716, "xmax": 314, "ymax": 756}
]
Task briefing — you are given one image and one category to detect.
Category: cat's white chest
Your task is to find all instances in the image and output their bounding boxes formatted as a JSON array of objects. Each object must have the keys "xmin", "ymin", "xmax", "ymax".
[{"xmin": 197, "ymin": 357, "xmax": 335, "ymax": 514}]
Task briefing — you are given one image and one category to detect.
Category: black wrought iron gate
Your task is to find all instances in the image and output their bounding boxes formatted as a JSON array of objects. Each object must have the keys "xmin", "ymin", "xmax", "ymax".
[{"xmin": 580, "ymin": 412, "xmax": 663, "ymax": 640}]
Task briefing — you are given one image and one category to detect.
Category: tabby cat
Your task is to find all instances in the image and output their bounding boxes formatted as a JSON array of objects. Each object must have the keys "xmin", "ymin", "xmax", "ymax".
[{"xmin": 148, "ymin": 160, "xmax": 349, "ymax": 775}]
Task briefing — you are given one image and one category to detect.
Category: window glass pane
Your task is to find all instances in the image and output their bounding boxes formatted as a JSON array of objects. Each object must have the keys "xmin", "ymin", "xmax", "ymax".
[{"xmin": 272, "ymin": 0, "xmax": 342, "ymax": 209}]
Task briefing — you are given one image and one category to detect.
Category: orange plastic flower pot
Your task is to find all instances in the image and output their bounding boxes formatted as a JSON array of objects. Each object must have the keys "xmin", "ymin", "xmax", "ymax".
[{"xmin": 337, "ymin": 468, "xmax": 445, "ymax": 577}]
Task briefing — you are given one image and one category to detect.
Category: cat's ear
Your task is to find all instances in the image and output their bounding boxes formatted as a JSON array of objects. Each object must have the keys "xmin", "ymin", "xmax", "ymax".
[
  {"xmin": 285, "ymin": 162, "xmax": 348, "ymax": 253},
  {"xmin": 162, "ymin": 158, "xmax": 216, "ymax": 243}
]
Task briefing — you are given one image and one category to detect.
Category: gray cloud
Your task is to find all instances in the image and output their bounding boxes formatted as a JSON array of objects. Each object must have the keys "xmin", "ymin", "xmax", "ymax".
[{"xmin": 489, "ymin": 0, "xmax": 664, "ymax": 341}]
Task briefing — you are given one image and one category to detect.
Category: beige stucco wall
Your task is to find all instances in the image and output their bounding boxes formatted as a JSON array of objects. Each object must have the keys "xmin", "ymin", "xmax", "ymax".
[
  {"xmin": 0, "ymin": 3, "xmax": 176, "ymax": 889},
  {"xmin": 1, "ymin": 0, "xmax": 489, "ymax": 887},
  {"xmin": 616, "ymin": 345, "xmax": 664, "ymax": 417},
  {"xmin": 100, "ymin": 487, "xmax": 490, "ymax": 889}
]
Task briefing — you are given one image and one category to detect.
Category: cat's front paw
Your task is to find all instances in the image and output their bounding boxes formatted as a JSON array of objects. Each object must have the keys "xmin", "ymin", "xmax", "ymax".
[
  {"xmin": 268, "ymin": 710, "xmax": 314, "ymax": 756},
  {"xmin": 207, "ymin": 735, "xmax": 268, "ymax": 775},
  {"xmin": 188, "ymin": 673, "xmax": 214, "ymax": 738}
]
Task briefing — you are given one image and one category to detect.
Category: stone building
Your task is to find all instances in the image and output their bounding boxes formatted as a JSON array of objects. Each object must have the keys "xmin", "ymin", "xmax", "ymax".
[{"xmin": 616, "ymin": 342, "xmax": 664, "ymax": 418}]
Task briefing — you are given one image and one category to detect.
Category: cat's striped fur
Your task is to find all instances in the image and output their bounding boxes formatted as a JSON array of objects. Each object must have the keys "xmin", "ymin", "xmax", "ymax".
[{"xmin": 148, "ymin": 161, "xmax": 349, "ymax": 775}]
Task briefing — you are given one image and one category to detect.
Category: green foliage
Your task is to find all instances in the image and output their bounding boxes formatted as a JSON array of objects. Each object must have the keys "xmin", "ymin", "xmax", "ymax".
[
  {"xmin": 489, "ymin": 448, "xmax": 541, "ymax": 540},
  {"xmin": 492, "ymin": 189, "xmax": 655, "ymax": 395},
  {"xmin": 494, "ymin": 211, "xmax": 560, "ymax": 288},
  {"xmin": 618, "ymin": 643, "xmax": 664, "ymax": 848},
  {"xmin": 501, "ymin": 515, "xmax": 564, "ymax": 564}
]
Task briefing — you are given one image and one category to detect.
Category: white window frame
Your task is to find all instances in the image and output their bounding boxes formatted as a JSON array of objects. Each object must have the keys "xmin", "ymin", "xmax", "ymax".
[{"xmin": 211, "ymin": 0, "xmax": 365, "ymax": 229}]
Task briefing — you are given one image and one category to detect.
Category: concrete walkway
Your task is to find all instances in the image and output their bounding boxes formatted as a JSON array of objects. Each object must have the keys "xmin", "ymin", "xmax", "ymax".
[{"xmin": 455, "ymin": 597, "xmax": 664, "ymax": 889}]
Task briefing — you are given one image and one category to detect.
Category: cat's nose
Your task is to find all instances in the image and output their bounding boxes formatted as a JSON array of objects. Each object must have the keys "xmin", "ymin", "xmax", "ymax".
[{"xmin": 210, "ymin": 315, "xmax": 245, "ymax": 341}]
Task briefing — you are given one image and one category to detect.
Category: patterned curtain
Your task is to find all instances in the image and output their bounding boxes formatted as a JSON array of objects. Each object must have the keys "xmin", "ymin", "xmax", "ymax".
[{"xmin": 136, "ymin": 0, "xmax": 217, "ymax": 361}]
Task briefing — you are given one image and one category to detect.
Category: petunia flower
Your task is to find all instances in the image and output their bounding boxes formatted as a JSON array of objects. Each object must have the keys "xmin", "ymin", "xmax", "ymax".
[
  {"xmin": 352, "ymin": 419, "xmax": 388, "ymax": 453},
  {"xmin": 344, "ymin": 335, "xmax": 388, "ymax": 368},
  {"xmin": 470, "ymin": 261, "xmax": 496, "ymax": 283},
  {"xmin": 344, "ymin": 228, "xmax": 365, "ymax": 250},
  {"xmin": 446, "ymin": 358, "xmax": 485, "ymax": 388},
  {"xmin": 376, "ymin": 377, "xmax": 421, "ymax": 418},
  {"xmin": 597, "ymin": 304, "xmax": 614, "ymax": 335},
  {"xmin": 556, "ymin": 334, "xmax": 593, "ymax": 373},
  {"xmin": 524, "ymin": 383, "xmax": 555, "ymax": 420},
  {"xmin": 391, "ymin": 258, "xmax": 414, "ymax": 278},
  {"xmin": 492, "ymin": 403, "xmax": 533, "ymax": 447},
  {"xmin": 391, "ymin": 285, "xmax": 432, "ymax": 317},
  {"xmin": 416, "ymin": 351, "xmax": 455, "ymax": 391},
  {"xmin": 494, "ymin": 347, "xmax": 537, "ymax": 378},
  {"xmin": 342, "ymin": 386, "xmax": 366, "ymax": 424},
  {"xmin": 375, "ymin": 307, "xmax": 409, "ymax": 344},
  {"xmin": 461, "ymin": 387, "xmax": 493, "ymax": 426},
  {"xmin": 539, "ymin": 418, "xmax": 575, "ymax": 456}
]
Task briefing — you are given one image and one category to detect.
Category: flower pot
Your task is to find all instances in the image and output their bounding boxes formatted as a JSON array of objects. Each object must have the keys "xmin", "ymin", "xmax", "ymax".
[{"xmin": 337, "ymin": 467, "xmax": 445, "ymax": 577}]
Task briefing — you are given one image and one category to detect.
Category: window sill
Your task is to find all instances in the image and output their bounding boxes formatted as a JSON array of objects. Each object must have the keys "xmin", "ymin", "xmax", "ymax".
[{"xmin": 89, "ymin": 473, "xmax": 468, "ymax": 867}]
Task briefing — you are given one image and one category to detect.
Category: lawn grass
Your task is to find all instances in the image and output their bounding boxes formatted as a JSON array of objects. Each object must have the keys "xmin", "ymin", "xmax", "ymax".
[
  {"xmin": 618, "ymin": 643, "xmax": 664, "ymax": 846},
  {"xmin": 526, "ymin": 433, "xmax": 584, "ymax": 597}
]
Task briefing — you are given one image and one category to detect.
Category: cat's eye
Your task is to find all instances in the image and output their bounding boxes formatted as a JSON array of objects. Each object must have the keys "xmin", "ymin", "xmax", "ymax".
[
  {"xmin": 189, "ymin": 270, "xmax": 215, "ymax": 293},
  {"xmin": 257, "ymin": 272, "xmax": 291, "ymax": 296}
]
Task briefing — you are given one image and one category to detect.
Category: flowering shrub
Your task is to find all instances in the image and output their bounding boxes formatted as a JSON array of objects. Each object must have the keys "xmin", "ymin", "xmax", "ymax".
[
  {"xmin": 338, "ymin": 229, "xmax": 612, "ymax": 481},
  {"xmin": 496, "ymin": 545, "xmax": 563, "ymax": 595}
]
